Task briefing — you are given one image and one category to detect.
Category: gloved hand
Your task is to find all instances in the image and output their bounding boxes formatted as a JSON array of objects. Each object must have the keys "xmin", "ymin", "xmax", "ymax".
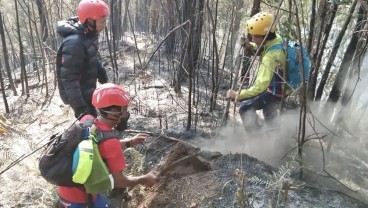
[
  {"xmin": 226, "ymin": 90, "xmax": 238, "ymax": 102},
  {"xmin": 130, "ymin": 133, "xmax": 149, "ymax": 145},
  {"xmin": 142, "ymin": 171, "xmax": 159, "ymax": 187},
  {"xmin": 97, "ymin": 66, "xmax": 108, "ymax": 84},
  {"xmin": 115, "ymin": 111, "xmax": 130, "ymax": 131},
  {"xmin": 239, "ymin": 37, "xmax": 251, "ymax": 49},
  {"xmin": 74, "ymin": 106, "xmax": 88, "ymax": 119}
]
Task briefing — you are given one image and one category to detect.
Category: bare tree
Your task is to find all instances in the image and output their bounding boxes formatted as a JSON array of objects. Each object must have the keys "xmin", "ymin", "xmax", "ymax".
[
  {"xmin": 315, "ymin": 0, "xmax": 358, "ymax": 100},
  {"xmin": 309, "ymin": 1, "xmax": 338, "ymax": 100},
  {"xmin": 15, "ymin": 0, "xmax": 29, "ymax": 96},
  {"xmin": 25, "ymin": 2, "xmax": 40, "ymax": 82},
  {"xmin": 307, "ymin": 0, "xmax": 317, "ymax": 54},
  {"xmin": 122, "ymin": 0, "xmax": 131, "ymax": 34},
  {"xmin": 110, "ymin": 0, "xmax": 123, "ymax": 41},
  {"xmin": 328, "ymin": 4, "xmax": 365, "ymax": 104},
  {"xmin": 163, "ymin": 0, "xmax": 176, "ymax": 55},
  {"xmin": 36, "ymin": 0, "xmax": 49, "ymax": 43},
  {"xmin": 0, "ymin": 12, "xmax": 17, "ymax": 96},
  {"xmin": 207, "ymin": 0, "xmax": 220, "ymax": 112},
  {"xmin": 240, "ymin": 0, "xmax": 260, "ymax": 83},
  {"xmin": 109, "ymin": 0, "xmax": 120, "ymax": 79},
  {"xmin": 192, "ymin": 0, "xmax": 204, "ymax": 68},
  {"xmin": 31, "ymin": 0, "xmax": 49, "ymax": 96},
  {"xmin": 0, "ymin": 59, "xmax": 10, "ymax": 113},
  {"xmin": 186, "ymin": 20, "xmax": 193, "ymax": 130}
]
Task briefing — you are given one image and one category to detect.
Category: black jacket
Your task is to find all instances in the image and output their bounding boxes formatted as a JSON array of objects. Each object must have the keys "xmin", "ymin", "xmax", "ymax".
[{"xmin": 56, "ymin": 17, "xmax": 108, "ymax": 114}]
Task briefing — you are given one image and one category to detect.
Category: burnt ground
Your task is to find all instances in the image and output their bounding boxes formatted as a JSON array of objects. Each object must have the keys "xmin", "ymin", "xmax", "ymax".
[
  {"xmin": 1, "ymin": 35, "xmax": 368, "ymax": 208},
  {"xmin": 107, "ymin": 134, "xmax": 367, "ymax": 208}
]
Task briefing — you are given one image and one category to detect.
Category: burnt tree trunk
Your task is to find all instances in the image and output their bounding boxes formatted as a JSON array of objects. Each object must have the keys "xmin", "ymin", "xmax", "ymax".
[
  {"xmin": 307, "ymin": 0, "xmax": 317, "ymax": 54},
  {"xmin": 328, "ymin": 5, "xmax": 365, "ymax": 103},
  {"xmin": 110, "ymin": 0, "xmax": 123, "ymax": 41},
  {"xmin": 4, "ymin": 19, "xmax": 19, "ymax": 86},
  {"xmin": 340, "ymin": 21, "xmax": 368, "ymax": 106},
  {"xmin": 208, "ymin": 0, "xmax": 220, "ymax": 112},
  {"xmin": 191, "ymin": 0, "xmax": 204, "ymax": 68},
  {"xmin": 175, "ymin": 0, "xmax": 194, "ymax": 93},
  {"xmin": 15, "ymin": 0, "xmax": 29, "ymax": 96},
  {"xmin": 44, "ymin": 0, "xmax": 57, "ymax": 51},
  {"xmin": 36, "ymin": 0, "xmax": 48, "ymax": 43},
  {"xmin": 0, "ymin": 12, "xmax": 17, "ymax": 96},
  {"xmin": 315, "ymin": 0, "xmax": 357, "ymax": 100},
  {"xmin": 0, "ymin": 59, "xmax": 10, "ymax": 113},
  {"xmin": 31, "ymin": 0, "xmax": 49, "ymax": 96},
  {"xmin": 122, "ymin": 0, "xmax": 130, "ymax": 34},
  {"xmin": 190, "ymin": 0, "xmax": 204, "ymax": 106},
  {"xmin": 230, "ymin": 1, "xmax": 244, "ymax": 50},
  {"xmin": 308, "ymin": 0, "xmax": 328, "ymax": 100},
  {"xmin": 308, "ymin": 0, "xmax": 336, "ymax": 100},
  {"xmin": 240, "ymin": 0, "xmax": 261, "ymax": 84},
  {"xmin": 164, "ymin": 0, "xmax": 176, "ymax": 55},
  {"xmin": 186, "ymin": 20, "xmax": 193, "ymax": 130},
  {"xmin": 109, "ymin": 0, "xmax": 119, "ymax": 76},
  {"xmin": 27, "ymin": 3, "xmax": 40, "ymax": 82}
]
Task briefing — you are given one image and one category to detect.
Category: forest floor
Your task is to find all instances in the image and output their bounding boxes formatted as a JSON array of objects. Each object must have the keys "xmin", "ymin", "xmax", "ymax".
[{"xmin": 1, "ymin": 34, "xmax": 368, "ymax": 208}]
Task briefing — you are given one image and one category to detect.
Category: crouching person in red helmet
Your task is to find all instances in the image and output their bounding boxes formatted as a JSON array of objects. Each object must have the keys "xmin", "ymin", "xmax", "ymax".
[{"xmin": 58, "ymin": 83, "xmax": 158, "ymax": 208}]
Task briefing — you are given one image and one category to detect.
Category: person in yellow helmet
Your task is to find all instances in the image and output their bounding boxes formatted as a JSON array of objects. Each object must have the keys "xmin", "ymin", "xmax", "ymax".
[{"xmin": 226, "ymin": 12, "xmax": 287, "ymax": 133}]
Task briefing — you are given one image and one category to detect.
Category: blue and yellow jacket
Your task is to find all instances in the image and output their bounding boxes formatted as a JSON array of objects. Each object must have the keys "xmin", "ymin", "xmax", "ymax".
[{"xmin": 238, "ymin": 35, "xmax": 288, "ymax": 101}]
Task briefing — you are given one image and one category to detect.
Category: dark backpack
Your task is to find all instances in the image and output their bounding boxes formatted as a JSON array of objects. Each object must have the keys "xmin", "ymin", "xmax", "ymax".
[
  {"xmin": 38, "ymin": 118, "xmax": 117, "ymax": 187},
  {"xmin": 268, "ymin": 41, "xmax": 311, "ymax": 89}
]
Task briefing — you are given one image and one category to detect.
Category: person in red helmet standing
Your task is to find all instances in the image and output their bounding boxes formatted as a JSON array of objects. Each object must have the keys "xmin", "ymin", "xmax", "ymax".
[
  {"xmin": 57, "ymin": 0, "xmax": 130, "ymax": 131},
  {"xmin": 56, "ymin": 0, "xmax": 109, "ymax": 119},
  {"xmin": 58, "ymin": 83, "xmax": 158, "ymax": 208}
]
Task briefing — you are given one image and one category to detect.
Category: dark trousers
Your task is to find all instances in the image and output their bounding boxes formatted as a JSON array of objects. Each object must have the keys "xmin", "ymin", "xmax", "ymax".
[
  {"xmin": 71, "ymin": 102, "xmax": 97, "ymax": 119},
  {"xmin": 238, "ymin": 92, "xmax": 281, "ymax": 132}
]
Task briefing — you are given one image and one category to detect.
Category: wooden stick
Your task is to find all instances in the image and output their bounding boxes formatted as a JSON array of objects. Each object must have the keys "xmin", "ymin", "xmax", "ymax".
[
  {"xmin": 158, "ymin": 134, "xmax": 200, "ymax": 150},
  {"xmin": 124, "ymin": 129, "xmax": 200, "ymax": 150}
]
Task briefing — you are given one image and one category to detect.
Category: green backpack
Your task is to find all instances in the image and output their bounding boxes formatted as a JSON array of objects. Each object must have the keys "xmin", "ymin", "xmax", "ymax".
[
  {"xmin": 73, "ymin": 124, "xmax": 116, "ymax": 194},
  {"xmin": 39, "ymin": 118, "xmax": 117, "ymax": 194}
]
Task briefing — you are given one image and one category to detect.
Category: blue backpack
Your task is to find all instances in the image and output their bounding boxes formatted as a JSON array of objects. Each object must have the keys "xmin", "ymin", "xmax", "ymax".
[{"xmin": 268, "ymin": 41, "xmax": 311, "ymax": 89}]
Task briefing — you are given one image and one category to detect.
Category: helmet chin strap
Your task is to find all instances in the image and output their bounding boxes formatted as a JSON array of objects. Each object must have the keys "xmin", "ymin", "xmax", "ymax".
[
  {"xmin": 85, "ymin": 19, "xmax": 97, "ymax": 31},
  {"xmin": 100, "ymin": 111, "xmax": 122, "ymax": 122},
  {"xmin": 97, "ymin": 107, "xmax": 126, "ymax": 122},
  {"xmin": 107, "ymin": 114, "xmax": 121, "ymax": 122}
]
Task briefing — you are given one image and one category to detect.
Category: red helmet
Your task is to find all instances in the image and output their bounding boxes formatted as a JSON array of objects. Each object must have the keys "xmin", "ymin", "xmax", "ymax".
[
  {"xmin": 92, "ymin": 83, "xmax": 131, "ymax": 109},
  {"xmin": 77, "ymin": 0, "xmax": 110, "ymax": 24}
]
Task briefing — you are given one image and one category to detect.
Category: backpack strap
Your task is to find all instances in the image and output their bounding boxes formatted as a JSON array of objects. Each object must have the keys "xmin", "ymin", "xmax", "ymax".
[
  {"xmin": 95, "ymin": 130, "xmax": 118, "ymax": 143},
  {"xmin": 266, "ymin": 44, "xmax": 284, "ymax": 95},
  {"xmin": 88, "ymin": 122, "xmax": 118, "ymax": 144},
  {"xmin": 267, "ymin": 44, "xmax": 283, "ymax": 52},
  {"xmin": 83, "ymin": 118, "xmax": 94, "ymax": 127}
]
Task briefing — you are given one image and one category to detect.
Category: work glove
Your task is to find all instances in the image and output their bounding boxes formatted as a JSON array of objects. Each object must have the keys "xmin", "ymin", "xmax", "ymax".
[
  {"xmin": 115, "ymin": 111, "xmax": 130, "ymax": 132},
  {"xmin": 74, "ymin": 106, "xmax": 88, "ymax": 119},
  {"xmin": 97, "ymin": 58, "xmax": 108, "ymax": 84},
  {"xmin": 97, "ymin": 66, "xmax": 108, "ymax": 84},
  {"xmin": 226, "ymin": 90, "xmax": 238, "ymax": 102},
  {"xmin": 239, "ymin": 37, "xmax": 251, "ymax": 49}
]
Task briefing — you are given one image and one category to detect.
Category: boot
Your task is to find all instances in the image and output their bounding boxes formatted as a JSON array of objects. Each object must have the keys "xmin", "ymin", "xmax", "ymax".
[{"xmin": 240, "ymin": 111, "xmax": 261, "ymax": 134}]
